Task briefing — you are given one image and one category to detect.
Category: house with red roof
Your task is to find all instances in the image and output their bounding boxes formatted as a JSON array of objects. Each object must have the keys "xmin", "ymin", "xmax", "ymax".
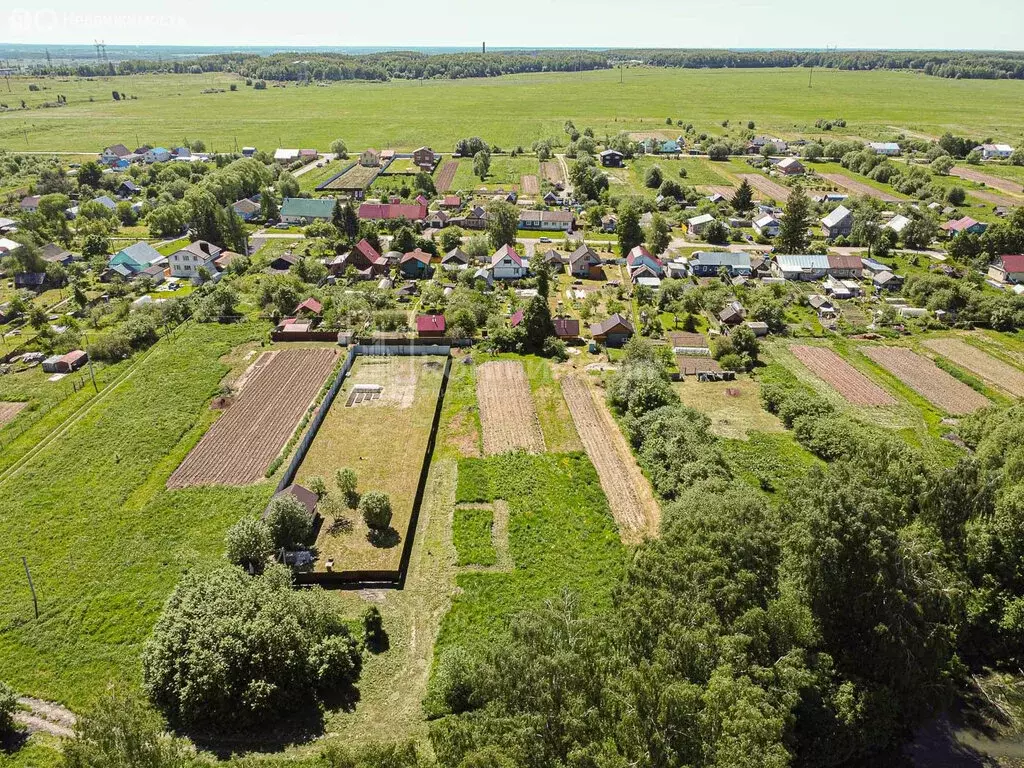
[
  {"xmin": 416, "ymin": 314, "xmax": 446, "ymax": 337},
  {"xmin": 294, "ymin": 298, "xmax": 323, "ymax": 317},
  {"xmin": 626, "ymin": 245, "xmax": 664, "ymax": 281},
  {"xmin": 988, "ymin": 254, "xmax": 1024, "ymax": 284},
  {"xmin": 400, "ymin": 249, "xmax": 433, "ymax": 278},
  {"xmin": 554, "ymin": 317, "xmax": 580, "ymax": 340},
  {"xmin": 441, "ymin": 195, "xmax": 462, "ymax": 209},
  {"xmin": 357, "ymin": 202, "xmax": 428, "ymax": 222},
  {"xmin": 491, "ymin": 244, "xmax": 528, "ymax": 280},
  {"xmin": 941, "ymin": 216, "xmax": 987, "ymax": 237}
]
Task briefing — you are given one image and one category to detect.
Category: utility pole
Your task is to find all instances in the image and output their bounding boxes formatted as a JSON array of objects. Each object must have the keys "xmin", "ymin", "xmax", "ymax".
[
  {"xmin": 808, "ymin": 66, "xmax": 814, "ymax": 89},
  {"xmin": 22, "ymin": 557, "xmax": 38, "ymax": 619},
  {"xmin": 82, "ymin": 332, "xmax": 98, "ymax": 392}
]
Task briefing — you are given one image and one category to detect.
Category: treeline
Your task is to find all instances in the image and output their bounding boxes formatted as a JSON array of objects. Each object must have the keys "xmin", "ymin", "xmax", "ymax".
[{"xmin": 25, "ymin": 48, "xmax": 1024, "ymax": 82}]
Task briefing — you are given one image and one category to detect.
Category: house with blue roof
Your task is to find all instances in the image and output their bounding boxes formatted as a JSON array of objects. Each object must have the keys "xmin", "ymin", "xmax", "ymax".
[
  {"xmin": 144, "ymin": 147, "xmax": 171, "ymax": 164},
  {"xmin": 690, "ymin": 251, "xmax": 752, "ymax": 277},
  {"xmin": 772, "ymin": 254, "xmax": 831, "ymax": 281}
]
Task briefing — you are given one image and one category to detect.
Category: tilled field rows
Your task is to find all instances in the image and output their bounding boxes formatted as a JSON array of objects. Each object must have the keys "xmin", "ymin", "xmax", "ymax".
[
  {"xmin": 168, "ymin": 348, "xmax": 338, "ymax": 487},
  {"xmin": 435, "ymin": 160, "xmax": 458, "ymax": 192},
  {"xmin": 540, "ymin": 161, "xmax": 564, "ymax": 184},
  {"xmin": 737, "ymin": 173, "xmax": 792, "ymax": 202},
  {"xmin": 476, "ymin": 361, "xmax": 545, "ymax": 455},
  {"xmin": 791, "ymin": 346, "xmax": 896, "ymax": 406},
  {"xmin": 562, "ymin": 376, "xmax": 658, "ymax": 541},
  {"xmin": 520, "ymin": 174, "xmax": 540, "ymax": 195},
  {"xmin": 863, "ymin": 346, "xmax": 989, "ymax": 415},
  {"xmin": 949, "ymin": 166, "xmax": 1023, "ymax": 196},
  {"xmin": 819, "ymin": 172, "xmax": 902, "ymax": 202},
  {"xmin": 923, "ymin": 338, "xmax": 1024, "ymax": 398}
]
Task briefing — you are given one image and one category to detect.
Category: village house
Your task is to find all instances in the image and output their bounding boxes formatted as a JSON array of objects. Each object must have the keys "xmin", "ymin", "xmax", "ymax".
[
  {"xmin": 776, "ymin": 157, "xmax": 805, "ymax": 176},
  {"xmin": 281, "ymin": 197, "xmax": 336, "ymax": 225},
  {"xmin": 100, "ymin": 144, "xmax": 132, "ymax": 164},
  {"xmin": 491, "ymin": 244, "xmax": 529, "ymax": 280},
  {"xmin": 626, "ymin": 246, "xmax": 664, "ymax": 280},
  {"xmin": 518, "ymin": 210, "xmax": 574, "ymax": 231},
  {"xmin": 442, "ymin": 248, "xmax": 470, "ymax": 270},
  {"xmin": 330, "ymin": 238, "xmax": 388, "ymax": 279},
  {"xmin": 988, "ymin": 254, "xmax": 1024, "ymax": 284},
  {"xmin": 40, "ymin": 243, "xmax": 75, "ymax": 265},
  {"xmin": 689, "ymin": 251, "xmax": 752, "ymax": 278},
  {"xmin": 719, "ymin": 301, "xmax": 746, "ymax": 326},
  {"xmin": 590, "ymin": 313, "xmax": 634, "ymax": 347},
  {"xmin": 827, "ymin": 254, "xmax": 863, "ymax": 279},
  {"xmin": 601, "ymin": 214, "xmax": 618, "ymax": 233},
  {"xmin": 942, "ymin": 216, "xmax": 987, "ymax": 237},
  {"xmin": 416, "ymin": 314, "xmax": 446, "ymax": 338},
  {"xmin": 554, "ymin": 317, "xmax": 580, "ymax": 341},
  {"xmin": 232, "ymin": 198, "xmax": 261, "ymax": 221},
  {"xmin": 20, "ymin": 196, "xmax": 40, "ymax": 214},
  {"xmin": 413, "ymin": 147, "xmax": 437, "ymax": 169},
  {"xmin": 568, "ymin": 245, "xmax": 602, "ymax": 278},
  {"xmin": 274, "ymin": 148, "xmax": 300, "ymax": 163},
  {"xmin": 359, "ymin": 149, "xmax": 381, "ymax": 167},
  {"xmin": 886, "ymin": 214, "xmax": 911, "ymax": 235},
  {"xmin": 687, "ymin": 213, "xmax": 716, "ymax": 238},
  {"xmin": 599, "ymin": 149, "xmax": 624, "ymax": 167},
  {"xmin": 357, "ymin": 202, "xmax": 428, "ymax": 223},
  {"xmin": 118, "ymin": 179, "xmax": 141, "ymax": 197},
  {"xmin": 873, "ymin": 270, "xmax": 904, "ymax": 291},
  {"xmin": 144, "ymin": 147, "xmax": 172, "ymax": 164},
  {"xmin": 868, "ymin": 142, "xmax": 901, "ymax": 156},
  {"xmin": 42, "ymin": 349, "xmax": 88, "ymax": 374},
  {"xmin": 441, "ymin": 195, "xmax": 462, "ymax": 210},
  {"xmin": 976, "ymin": 143, "xmax": 1014, "ymax": 160},
  {"xmin": 108, "ymin": 241, "xmax": 166, "ymax": 278},
  {"xmin": 821, "ymin": 205, "xmax": 854, "ymax": 239},
  {"xmin": 753, "ymin": 214, "xmax": 780, "ymax": 237},
  {"xmin": 400, "ymin": 249, "xmax": 433, "ymax": 279},
  {"xmin": 168, "ymin": 240, "xmax": 223, "ymax": 280},
  {"xmin": 773, "ymin": 254, "xmax": 830, "ymax": 281},
  {"xmin": 267, "ymin": 252, "xmax": 299, "ymax": 273}
]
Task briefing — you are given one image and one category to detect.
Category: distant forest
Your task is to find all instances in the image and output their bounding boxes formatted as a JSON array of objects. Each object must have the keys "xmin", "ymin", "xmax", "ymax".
[{"xmin": 25, "ymin": 48, "xmax": 1024, "ymax": 82}]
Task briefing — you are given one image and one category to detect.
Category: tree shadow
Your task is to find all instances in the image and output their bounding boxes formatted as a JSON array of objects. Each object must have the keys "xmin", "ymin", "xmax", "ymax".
[
  {"xmin": 365, "ymin": 630, "xmax": 391, "ymax": 654},
  {"xmin": 367, "ymin": 526, "xmax": 401, "ymax": 549},
  {"xmin": 1, "ymin": 729, "xmax": 29, "ymax": 757},
  {"xmin": 327, "ymin": 515, "xmax": 353, "ymax": 536}
]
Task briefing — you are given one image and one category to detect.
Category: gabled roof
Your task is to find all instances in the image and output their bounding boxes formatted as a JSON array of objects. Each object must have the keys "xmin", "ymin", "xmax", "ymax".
[
  {"xmin": 827, "ymin": 254, "xmax": 863, "ymax": 271},
  {"xmin": 281, "ymin": 197, "xmax": 335, "ymax": 219},
  {"xmin": 442, "ymin": 247, "xmax": 469, "ymax": 264},
  {"xmin": 416, "ymin": 314, "xmax": 445, "ymax": 333},
  {"xmin": 754, "ymin": 214, "xmax": 779, "ymax": 228},
  {"xmin": 113, "ymin": 241, "xmax": 163, "ymax": 268},
  {"xmin": 442, "ymin": 195, "xmax": 461, "ymax": 207},
  {"xmin": 626, "ymin": 245, "xmax": 653, "ymax": 266},
  {"xmin": 554, "ymin": 318, "xmax": 580, "ymax": 338},
  {"xmin": 357, "ymin": 202, "xmax": 428, "ymax": 221},
  {"xmin": 119, "ymin": 179, "xmax": 142, "ymax": 192},
  {"xmin": 775, "ymin": 253, "xmax": 830, "ymax": 270},
  {"xmin": 599, "ymin": 148, "xmax": 624, "ymax": 157},
  {"xmin": 942, "ymin": 216, "xmax": 982, "ymax": 233},
  {"xmin": 997, "ymin": 254, "xmax": 1024, "ymax": 273},
  {"xmin": 491, "ymin": 244, "xmax": 523, "ymax": 268},
  {"xmin": 509, "ymin": 309, "xmax": 524, "ymax": 327},
  {"xmin": 401, "ymin": 248, "xmax": 432, "ymax": 265},
  {"xmin": 777, "ymin": 157, "xmax": 803, "ymax": 170},
  {"xmin": 691, "ymin": 251, "xmax": 752, "ymax": 268},
  {"xmin": 103, "ymin": 144, "xmax": 131, "ymax": 157},
  {"xmin": 688, "ymin": 213, "xmax": 715, "ymax": 226},
  {"xmin": 232, "ymin": 197, "xmax": 260, "ymax": 214},
  {"xmin": 40, "ymin": 243, "xmax": 73, "ymax": 262},
  {"xmin": 295, "ymin": 298, "xmax": 323, "ymax": 315},
  {"xmin": 273, "ymin": 484, "xmax": 318, "ymax": 516},
  {"xmin": 174, "ymin": 240, "xmax": 223, "ymax": 260},
  {"xmin": 568, "ymin": 245, "xmax": 600, "ymax": 268},
  {"xmin": 354, "ymin": 238, "xmax": 384, "ymax": 264},
  {"xmin": 822, "ymin": 205, "xmax": 853, "ymax": 228},
  {"xmin": 886, "ymin": 214, "xmax": 911, "ymax": 233},
  {"xmin": 591, "ymin": 313, "xmax": 634, "ymax": 336}
]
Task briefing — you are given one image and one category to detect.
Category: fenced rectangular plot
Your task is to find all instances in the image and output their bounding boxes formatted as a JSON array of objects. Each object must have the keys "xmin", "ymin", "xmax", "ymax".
[
  {"xmin": 435, "ymin": 160, "xmax": 458, "ymax": 192},
  {"xmin": 737, "ymin": 173, "xmax": 792, "ymax": 202},
  {"xmin": 863, "ymin": 346, "xmax": 990, "ymax": 415},
  {"xmin": 923, "ymin": 338, "xmax": 1024, "ymax": 398},
  {"xmin": 791, "ymin": 346, "xmax": 896, "ymax": 406},
  {"xmin": 167, "ymin": 348, "xmax": 338, "ymax": 487},
  {"xmin": 819, "ymin": 172, "xmax": 902, "ymax": 202},
  {"xmin": 561, "ymin": 376, "xmax": 659, "ymax": 541},
  {"xmin": 476, "ymin": 361, "xmax": 546, "ymax": 455}
]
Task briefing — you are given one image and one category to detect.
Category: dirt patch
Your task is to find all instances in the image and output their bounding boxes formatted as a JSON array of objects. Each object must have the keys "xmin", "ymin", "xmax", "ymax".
[
  {"xmin": 0, "ymin": 401, "xmax": 27, "ymax": 427},
  {"xmin": 737, "ymin": 173, "xmax": 792, "ymax": 202},
  {"xmin": 435, "ymin": 160, "xmax": 458, "ymax": 193},
  {"xmin": 447, "ymin": 408, "xmax": 481, "ymax": 457},
  {"xmin": 699, "ymin": 185, "xmax": 738, "ymax": 198},
  {"xmin": 923, "ymin": 338, "xmax": 1024, "ymax": 398},
  {"xmin": 561, "ymin": 375, "xmax": 659, "ymax": 541},
  {"xmin": 476, "ymin": 361, "xmax": 545, "ymax": 455},
  {"xmin": 949, "ymin": 165, "xmax": 1024, "ymax": 196},
  {"xmin": 168, "ymin": 348, "xmax": 338, "ymax": 487},
  {"xmin": 792, "ymin": 345, "xmax": 897, "ymax": 406},
  {"xmin": 348, "ymin": 357, "xmax": 417, "ymax": 408},
  {"xmin": 540, "ymin": 161, "xmax": 564, "ymax": 185},
  {"xmin": 520, "ymin": 174, "xmax": 539, "ymax": 196},
  {"xmin": 863, "ymin": 346, "xmax": 989, "ymax": 415},
  {"xmin": 14, "ymin": 696, "xmax": 76, "ymax": 738},
  {"xmin": 819, "ymin": 172, "xmax": 902, "ymax": 202}
]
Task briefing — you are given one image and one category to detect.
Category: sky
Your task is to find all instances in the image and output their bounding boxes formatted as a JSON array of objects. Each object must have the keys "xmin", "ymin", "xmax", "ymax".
[{"xmin": 3, "ymin": 0, "xmax": 1024, "ymax": 51}]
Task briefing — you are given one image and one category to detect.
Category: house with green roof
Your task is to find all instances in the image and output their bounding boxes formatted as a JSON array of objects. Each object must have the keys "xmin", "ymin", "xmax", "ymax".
[
  {"xmin": 280, "ymin": 197, "xmax": 335, "ymax": 225},
  {"xmin": 108, "ymin": 241, "xmax": 165, "ymax": 276}
]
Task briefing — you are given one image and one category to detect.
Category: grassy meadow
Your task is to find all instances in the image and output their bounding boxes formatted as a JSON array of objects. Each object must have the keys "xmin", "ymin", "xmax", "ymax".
[
  {"xmin": 3, "ymin": 68, "xmax": 1024, "ymax": 152},
  {"xmin": 0, "ymin": 320, "xmax": 274, "ymax": 709}
]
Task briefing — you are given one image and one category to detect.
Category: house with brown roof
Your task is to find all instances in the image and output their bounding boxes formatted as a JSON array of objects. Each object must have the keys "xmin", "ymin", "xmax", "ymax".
[
  {"xmin": 567, "ymin": 245, "xmax": 602, "ymax": 278},
  {"xmin": 776, "ymin": 157, "xmax": 805, "ymax": 176},
  {"xmin": 294, "ymin": 298, "xmax": 323, "ymax": 318},
  {"xmin": 169, "ymin": 240, "xmax": 223, "ymax": 280},
  {"xmin": 719, "ymin": 301, "xmax": 746, "ymax": 326},
  {"xmin": 441, "ymin": 195, "xmax": 462, "ymax": 209},
  {"xmin": 400, "ymin": 249, "xmax": 433, "ymax": 278},
  {"xmin": 357, "ymin": 202, "xmax": 428, "ymax": 222},
  {"xmin": 989, "ymin": 254, "xmax": 1024, "ymax": 284},
  {"xmin": 518, "ymin": 209, "xmax": 574, "ymax": 231},
  {"xmin": 413, "ymin": 147, "xmax": 436, "ymax": 169},
  {"xmin": 553, "ymin": 317, "xmax": 580, "ymax": 340},
  {"xmin": 825, "ymin": 254, "xmax": 863, "ymax": 279},
  {"xmin": 590, "ymin": 314, "xmax": 634, "ymax": 347}
]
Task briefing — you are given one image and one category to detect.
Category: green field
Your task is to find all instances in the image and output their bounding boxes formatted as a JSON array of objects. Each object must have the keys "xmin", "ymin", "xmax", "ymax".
[
  {"xmin": 5, "ymin": 68, "xmax": 1024, "ymax": 152},
  {"xmin": 609, "ymin": 156, "xmax": 734, "ymax": 193},
  {"xmin": 450, "ymin": 155, "xmax": 538, "ymax": 191},
  {"xmin": 0, "ymin": 321, "xmax": 273, "ymax": 709}
]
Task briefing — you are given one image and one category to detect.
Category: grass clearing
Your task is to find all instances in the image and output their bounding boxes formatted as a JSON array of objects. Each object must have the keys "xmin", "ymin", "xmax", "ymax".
[
  {"xmin": 296, "ymin": 355, "xmax": 445, "ymax": 572},
  {"xmin": 451, "ymin": 155, "xmax": 537, "ymax": 192},
  {"xmin": 6, "ymin": 69, "xmax": 1024, "ymax": 151},
  {"xmin": 673, "ymin": 376, "xmax": 785, "ymax": 440},
  {"xmin": 453, "ymin": 507, "xmax": 497, "ymax": 566},
  {"xmin": 0, "ymin": 321, "xmax": 272, "ymax": 710}
]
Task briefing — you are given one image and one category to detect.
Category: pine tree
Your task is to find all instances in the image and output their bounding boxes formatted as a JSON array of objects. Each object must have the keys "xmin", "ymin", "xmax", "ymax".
[
  {"xmin": 776, "ymin": 186, "xmax": 812, "ymax": 253},
  {"xmin": 732, "ymin": 178, "xmax": 754, "ymax": 213}
]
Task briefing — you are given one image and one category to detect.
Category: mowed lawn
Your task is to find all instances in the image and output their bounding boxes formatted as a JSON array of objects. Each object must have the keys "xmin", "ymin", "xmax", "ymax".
[
  {"xmin": 5, "ymin": 68, "xmax": 1024, "ymax": 151},
  {"xmin": 0, "ymin": 321, "xmax": 274, "ymax": 709},
  {"xmin": 295, "ymin": 356, "xmax": 445, "ymax": 571},
  {"xmin": 450, "ymin": 155, "xmax": 538, "ymax": 192}
]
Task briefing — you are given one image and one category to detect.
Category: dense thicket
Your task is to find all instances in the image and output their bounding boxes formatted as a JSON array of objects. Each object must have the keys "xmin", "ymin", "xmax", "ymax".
[{"xmin": 25, "ymin": 49, "xmax": 1024, "ymax": 81}]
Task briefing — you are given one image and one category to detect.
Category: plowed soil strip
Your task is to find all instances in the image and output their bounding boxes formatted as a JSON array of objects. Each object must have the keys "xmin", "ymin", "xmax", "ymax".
[
  {"xmin": 562, "ymin": 375, "xmax": 659, "ymax": 541},
  {"xmin": 791, "ymin": 346, "xmax": 896, "ymax": 406},
  {"xmin": 819, "ymin": 172, "xmax": 902, "ymax": 202},
  {"xmin": 168, "ymin": 348, "xmax": 338, "ymax": 487},
  {"xmin": 863, "ymin": 346, "xmax": 989, "ymax": 415},
  {"xmin": 520, "ymin": 174, "xmax": 540, "ymax": 195},
  {"xmin": 923, "ymin": 338, "xmax": 1024, "ymax": 398},
  {"xmin": 699, "ymin": 185, "xmax": 738, "ymax": 198},
  {"xmin": 477, "ymin": 361, "xmax": 545, "ymax": 455},
  {"xmin": 435, "ymin": 160, "xmax": 458, "ymax": 192},
  {"xmin": 0, "ymin": 401, "xmax": 27, "ymax": 427},
  {"xmin": 950, "ymin": 166, "xmax": 1023, "ymax": 196},
  {"xmin": 738, "ymin": 173, "xmax": 792, "ymax": 202}
]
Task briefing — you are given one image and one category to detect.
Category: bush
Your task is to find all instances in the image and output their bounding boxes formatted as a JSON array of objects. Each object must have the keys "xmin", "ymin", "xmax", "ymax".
[
  {"xmin": 542, "ymin": 336, "xmax": 568, "ymax": 361},
  {"xmin": 141, "ymin": 565, "xmax": 361, "ymax": 728},
  {"xmin": 0, "ymin": 681, "xmax": 16, "ymax": 737},
  {"xmin": 225, "ymin": 517, "xmax": 272, "ymax": 573},
  {"xmin": 607, "ymin": 362, "xmax": 676, "ymax": 418},
  {"xmin": 265, "ymin": 493, "xmax": 314, "ymax": 549},
  {"xmin": 359, "ymin": 491, "xmax": 393, "ymax": 530},
  {"xmin": 336, "ymin": 467, "xmax": 359, "ymax": 508},
  {"xmin": 307, "ymin": 475, "xmax": 328, "ymax": 499}
]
